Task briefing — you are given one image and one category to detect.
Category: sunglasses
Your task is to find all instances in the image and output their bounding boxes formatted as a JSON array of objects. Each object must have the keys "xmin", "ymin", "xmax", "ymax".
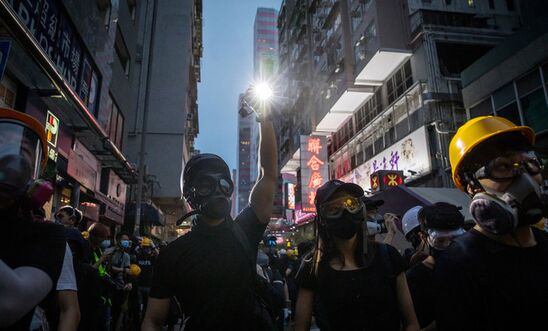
[
  {"xmin": 475, "ymin": 154, "xmax": 543, "ymax": 181},
  {"xmin": 192, "ymin": 174, "xmax": 234, "ymax": 197},
  {"xmin": 320, "ymin": 196, "xmax": 363, "ymax": 219}
]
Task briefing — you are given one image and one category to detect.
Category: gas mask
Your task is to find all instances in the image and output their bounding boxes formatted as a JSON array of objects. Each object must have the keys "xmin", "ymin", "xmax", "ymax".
[
  {"xmin": 470, "ymin": 172, "xmax": 548, "ymax": 235},
  {"xmin": 186, "ymin": 173, "xmax": 234, "ymax": 220},
  {"xmin": 320, "ymin": 196, "xmax": 365, "ymax": 239}
]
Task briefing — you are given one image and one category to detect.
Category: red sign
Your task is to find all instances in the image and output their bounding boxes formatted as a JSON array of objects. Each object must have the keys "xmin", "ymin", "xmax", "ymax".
[{"xmin": 300, "ymin": 135, "xmax": 328, "ymax": 213}]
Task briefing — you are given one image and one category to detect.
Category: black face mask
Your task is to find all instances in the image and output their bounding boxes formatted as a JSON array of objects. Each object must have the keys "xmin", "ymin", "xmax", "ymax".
[{"xmin": 325, "ymin": 209, "xmax": 364, "ymax": 240}]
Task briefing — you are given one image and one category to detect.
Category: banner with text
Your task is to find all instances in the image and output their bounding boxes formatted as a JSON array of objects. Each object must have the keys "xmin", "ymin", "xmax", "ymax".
[{"xmin": 300, "ymin": 135, "xmax": 328, "ymax": 213}]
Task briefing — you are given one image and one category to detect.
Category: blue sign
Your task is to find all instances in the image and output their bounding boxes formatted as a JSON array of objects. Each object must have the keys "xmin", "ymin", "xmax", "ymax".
[{"xmin": 0, "ymin": 40, "xmax": 11, "ymax": 82}]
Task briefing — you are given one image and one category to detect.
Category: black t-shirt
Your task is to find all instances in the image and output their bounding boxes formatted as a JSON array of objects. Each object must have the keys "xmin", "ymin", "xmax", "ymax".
[
  {"xmin": 296, "ymin": 243, "xmax": 405, "ymax": 331},
  {"xmin": 406, "ymin": 261, "xmax": 434, "ymax": 329},
  {"xmin": 432, "ymin": 228, "xmax": 548, "ymax": 331},
  {"xmin": 136, "ymin": 250, "xmax": 156, "ymax": 287},
  {"xmin": 149, "ymin": 206, "xmax": 267, "ymax": 330},
  {"xmin": 0, "ymin": 219, "xmax": 66, "ymax": 331}
]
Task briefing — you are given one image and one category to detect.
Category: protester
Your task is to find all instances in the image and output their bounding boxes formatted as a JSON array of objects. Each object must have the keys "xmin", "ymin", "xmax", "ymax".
[
  {"xmin": 142, "ymin": 114, "xmax": 277, "ymax": 330},
  {"xmin": 0, "ymin": 108, "xmax": 66, "ymax": 329},
  {"xmin": 435, "ymin": 116, "xmax": 548, "ymax": 330},
  {"xmin": 406, "ymin": 202, "xmax": 466, "ymax": 329},
  {"xmin": 294, "ymin": 180, "xmax": 419, "ymax": 331}
]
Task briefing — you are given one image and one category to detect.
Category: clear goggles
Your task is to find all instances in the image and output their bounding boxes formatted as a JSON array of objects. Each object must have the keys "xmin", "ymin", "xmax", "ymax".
[
  {"xmin": 320, "ymin": 196, "xmax": 363, "ymax": 219},
  {"xmin": 426, "ymin": 228, "xmax": 465, "ymax": 250},
  {"xmin": 0, "ymin": 121, "xmax": 44, "ymax": 180},
  {"xmin": 191, "ymin": 173, "xmax": 234, "ymax": 197},
  {"xmin": 474, "ymin": 152, "xmax": 543, "ymax": 182}
]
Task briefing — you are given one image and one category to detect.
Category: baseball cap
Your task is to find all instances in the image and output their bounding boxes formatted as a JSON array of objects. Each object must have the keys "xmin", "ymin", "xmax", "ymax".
[{"xmin": 314, "ymin": 180, "xmax": 364, "ymax": 206}]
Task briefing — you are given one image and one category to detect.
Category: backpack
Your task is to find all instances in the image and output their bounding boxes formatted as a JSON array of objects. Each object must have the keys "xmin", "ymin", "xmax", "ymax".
[{"xmin": 231, "ymin": 222, "xmax": 279, "ymax": 331}]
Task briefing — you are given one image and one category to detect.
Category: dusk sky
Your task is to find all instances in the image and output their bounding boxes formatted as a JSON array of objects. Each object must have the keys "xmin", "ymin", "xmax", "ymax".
[{"xmin": 195, "ymin": 0, "xmax": 282, "ymax": 172}]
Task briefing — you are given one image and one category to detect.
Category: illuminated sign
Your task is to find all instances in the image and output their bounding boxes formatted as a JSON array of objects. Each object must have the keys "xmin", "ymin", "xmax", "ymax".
[
  {"xmin": 45, "ymin": 111, "xmax": 59, "ymax": 161},
  {"xmin": 300, "ymin": 135, "xmax": 328, "ymax": 213},
  {"xmin": 285, "ymin": 183, "xmax": 296, "ymax": 210}
]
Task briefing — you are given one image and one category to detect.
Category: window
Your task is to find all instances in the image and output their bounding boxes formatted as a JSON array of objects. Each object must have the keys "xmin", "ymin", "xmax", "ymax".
[
  {"xmin": 106, "ymin": 95, "xmax": 124, "ymax": 149},
  {"xmin": 115, "ymin": 25, "xmax": 130, "ymax": 76}
]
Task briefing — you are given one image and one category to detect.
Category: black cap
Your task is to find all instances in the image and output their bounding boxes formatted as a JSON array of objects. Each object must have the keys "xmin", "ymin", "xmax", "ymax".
[
  {"xmin": 183, "ymin": 153, "xmax": 231, "ymax": 196},
  {"xmin": 362, "ymin": 196, "xmax": 384, "ymax": 209},
  {"xmin": 314, "ymin": 180, "xmax": 364, "ymax": 207}
]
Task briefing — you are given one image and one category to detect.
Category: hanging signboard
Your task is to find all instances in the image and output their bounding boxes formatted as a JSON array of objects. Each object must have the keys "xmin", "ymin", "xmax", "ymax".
[{"xmin": 300, "ymin": 135, "xmax": 329, "ymax": 213}]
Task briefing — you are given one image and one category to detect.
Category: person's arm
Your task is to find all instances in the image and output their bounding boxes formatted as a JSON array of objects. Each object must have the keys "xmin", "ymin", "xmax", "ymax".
[
  {"xmin": 294, "ymin": 288, "xmax": 314, "ymax": 331},
  {"xmin": 57, "ymin": 290, "xmax": 81, "ymax": 331},
  {"xmin": 0, "ymin": 261, "xmax": 53, "ymax": 327},
  {"xmin": 249, "ymin": 120, "xmax": 278, "ymax": 224},
  {"xmin": 395, "ymin": 272, "xmax": 420, "ymax": 331},
  {"xmin": 141, "ymin": 298, "xmax": 170, "ymax": 331}
]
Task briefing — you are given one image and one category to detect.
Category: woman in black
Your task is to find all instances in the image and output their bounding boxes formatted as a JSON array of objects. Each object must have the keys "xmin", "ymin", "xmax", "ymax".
[{"xmin": 294, "ymin": 180, "xmax": 419, "ymax": 331}]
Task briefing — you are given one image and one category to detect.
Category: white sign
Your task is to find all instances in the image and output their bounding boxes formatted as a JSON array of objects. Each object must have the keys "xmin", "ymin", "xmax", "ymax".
[{"xmin": 352, "ymin": 126, "xmax": 431, "ymax": 191}]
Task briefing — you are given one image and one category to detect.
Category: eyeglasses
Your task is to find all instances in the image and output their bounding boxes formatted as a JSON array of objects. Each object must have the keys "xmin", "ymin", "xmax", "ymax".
[
  {"xmin": 192, "ymin": 174, "xmax": 234, "ymax": 197},
  {"xmin": 475, "ymin": 154, "xmax": 543, "ymax": 181},
  {"xmin": 320, "ymin": 196, "xmax": 363, "ymax": 219}
]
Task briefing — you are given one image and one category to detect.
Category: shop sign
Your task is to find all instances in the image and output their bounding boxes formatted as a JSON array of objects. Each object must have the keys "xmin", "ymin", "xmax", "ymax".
[
  {"xmin": 300, "ymin": 135, "xmax": 328, "ymax": 213},
  {"xmin": 45, "ymin": 110, "xmax": 59, "ymax": 161},
  {"xmin": 352, "ymin": 126, "xmax": 431, "ymax": 191},
  {"xmin": 67, "ymin": 140, "xmax": 98, "ymax": 191},
  {"xmin": 285, "ymin": 183, "xmax": 295, "ymax": 210},
  {"xmin": 8, "ymin": 0, "xmax": 101, "ymax": 114}
]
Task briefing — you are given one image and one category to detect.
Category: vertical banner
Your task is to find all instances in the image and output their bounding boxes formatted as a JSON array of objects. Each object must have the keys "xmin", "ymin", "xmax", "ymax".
[{"xmin": 300, "ymin": 135, "xmax": 328, "ymax": 213}]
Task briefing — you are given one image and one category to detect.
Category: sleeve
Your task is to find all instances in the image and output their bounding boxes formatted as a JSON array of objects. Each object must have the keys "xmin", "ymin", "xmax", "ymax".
[
  {"xmin": 386, "ymin": 244, "xmax": 406, "ymax": 275},
  {"xmin": 235, "ymin": 206, "xmax": 268, "ymax": 247},
  {"xmin": 25, "ymin": 223, "xmax": 66, "ymax": 284},
  {"xmin": 56, "ymin": 243, "xmax": 78, "ymax": 291},
  {"xmin": 295, "ymin": 259, "xmax": 317, "ymax": 291},
  {"xmin": 149, "ymin": 248, "xmax": 175, "ymax": 299}
]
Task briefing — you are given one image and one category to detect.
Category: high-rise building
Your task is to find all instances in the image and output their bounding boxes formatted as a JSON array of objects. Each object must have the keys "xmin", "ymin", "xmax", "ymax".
[
  {"xmin": 277, "ymin": 0, "xmax": 523, "ymax": 218},
  {"xmin": 237, "ymin": 7, "xmax": 279, "ymax": 214}
]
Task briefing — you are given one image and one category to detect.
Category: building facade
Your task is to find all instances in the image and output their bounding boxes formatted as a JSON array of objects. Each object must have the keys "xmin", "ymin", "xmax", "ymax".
[{"xmin": 277, "ymin": 0, "xmax": 523, "ymax": 222}]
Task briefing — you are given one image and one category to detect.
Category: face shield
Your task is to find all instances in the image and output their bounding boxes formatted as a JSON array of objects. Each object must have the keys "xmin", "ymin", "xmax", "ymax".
[{"xmin": 0, "ymin": 120, "xmax": 45, "ymax": 194}]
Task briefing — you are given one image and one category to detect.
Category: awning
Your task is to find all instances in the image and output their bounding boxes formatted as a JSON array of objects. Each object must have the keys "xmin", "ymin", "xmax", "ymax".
[
  {"xmin": 373, "ymin": 185, "xmax": 473, "ymax": 221},
  {"xmin": 125, "ymin": 202, "xmax": 165, "ymax": 227},
  {"xmin": 355, "ymin": 50, "xmax": 412, "ymax": 85},
  {"xmin": 316, "ymin": 87, "xmax": 374, "ymax": 132}
]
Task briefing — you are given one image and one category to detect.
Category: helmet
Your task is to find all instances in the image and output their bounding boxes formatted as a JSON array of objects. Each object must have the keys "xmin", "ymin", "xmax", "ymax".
[
  {"xmin": 129, "ymin": 264, "xmax": 141, "ymax": 277},
  {"xmin": 402, "ymin": 206, "xmax": 423, "ymax": 238},
  {"xmin": 141, "ymin": 237, "xmax": 152, "ymax": 247},
  {"xmin": 449, "ymin": 116, "xmax": 534, "ymax": 190}
]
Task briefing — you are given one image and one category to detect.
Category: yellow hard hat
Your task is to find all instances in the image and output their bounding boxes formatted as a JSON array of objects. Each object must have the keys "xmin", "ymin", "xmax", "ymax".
[
  {"xmin": 141, "ymin": 237, "xmax": 151, "ymax": 247},
  {"xmin": 129, "ymin": 264, "xmax": 141, "ymax": 277},
  {"xmin": 449, "ymin": 116, "xmax": 535, "ymax": 190}
]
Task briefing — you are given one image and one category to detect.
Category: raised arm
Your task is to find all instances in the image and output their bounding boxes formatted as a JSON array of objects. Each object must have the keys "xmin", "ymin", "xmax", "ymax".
[{"xmin": 250, "ymin": 119, "xmax": 278, "ymax": 224}]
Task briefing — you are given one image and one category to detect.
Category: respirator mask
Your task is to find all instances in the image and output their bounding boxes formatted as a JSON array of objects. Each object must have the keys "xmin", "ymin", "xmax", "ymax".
[
  {"xmin": 320, "ymin": 196, "xmax": 365, "ymax": 239},
  {"xmin": 470, "ymin": 154, "xmax": 548, "ymax": 235}
]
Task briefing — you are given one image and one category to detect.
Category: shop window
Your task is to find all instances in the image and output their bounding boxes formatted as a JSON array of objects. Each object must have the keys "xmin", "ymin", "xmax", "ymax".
[
  {"xmin": 469, "ymin": 98, "xmax": 493, "ymax": 118},
  {"xmin": 115, "ymin": 25, "xmax": 130, "ymax": 76}
]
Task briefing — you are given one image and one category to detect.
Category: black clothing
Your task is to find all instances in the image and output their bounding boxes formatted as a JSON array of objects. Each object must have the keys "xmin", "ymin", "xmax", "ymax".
[
  {"xmin": 150, "ymin": 206, "xmax": 267, "ymax": 330},
  {"xmin": 433, "ymin": 228, "xmax": 548, "ymax": 331},
  {"xmin": 296, "ymin": 243, "xmax": 405, "ymax": 331},
  {"xmin": 406, "ymin": 261, "xmax": 434, "ymax": 328},
  {"xmin": 0, "ymin": 219, "xmax": 66, "ymax": 331}
]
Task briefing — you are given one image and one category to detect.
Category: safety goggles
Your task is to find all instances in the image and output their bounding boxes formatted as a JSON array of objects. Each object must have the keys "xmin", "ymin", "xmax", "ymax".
[
  {"xmin": 474, "ymin": 152, "xmax": 543, "ymax": 181},
  {"xmin": 320, "ymin": 196, "xmax": 363, "ymax": 219},
  {"xmin": 191, "ymin": 174, "xmax": 234, "ymax": 197}
]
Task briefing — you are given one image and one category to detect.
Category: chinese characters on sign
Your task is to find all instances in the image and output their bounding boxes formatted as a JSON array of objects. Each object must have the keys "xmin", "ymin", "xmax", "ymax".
[
  {"xmin": 300, "ymin": 135, "xmax": 328, "ymax": 213},
  {"xmin": 45, "ymin": 111, "xmax": 59, "ymax": 161}
]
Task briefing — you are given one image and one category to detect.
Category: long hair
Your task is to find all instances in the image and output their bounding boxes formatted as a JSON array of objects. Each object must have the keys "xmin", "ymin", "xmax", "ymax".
[{"xmin": 309, "ymin": 211, "xmax": 376, "ymax": 277}]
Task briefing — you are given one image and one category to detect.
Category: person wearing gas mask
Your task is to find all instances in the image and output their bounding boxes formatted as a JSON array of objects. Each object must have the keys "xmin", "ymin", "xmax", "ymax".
[
  {"xmin": 405, "ymin": 202, "xmax": 466, "ymax": 330},
  {"xmin": 433, "ymin": 116, "xmax": 548, "ymax": 331},
  {"xmin": 143, "ymin": 116, "xmax": 277, "ymax": 330},
  {"xmin": 294, "ymin": 180, "xmax": 419, "ymax": 331},
  {"xmin": 0, "ymin": 108, "xmax": 66, "ymax": 329}
]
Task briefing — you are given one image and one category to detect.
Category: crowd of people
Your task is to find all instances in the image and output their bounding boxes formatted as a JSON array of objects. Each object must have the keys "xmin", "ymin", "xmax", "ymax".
[{"xmin": 2, "ymin": 106, "xmax": 548, "ymax": 331}]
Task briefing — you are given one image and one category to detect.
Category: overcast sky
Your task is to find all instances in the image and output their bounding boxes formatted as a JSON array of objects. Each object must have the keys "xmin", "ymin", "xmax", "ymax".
[{"xmin": 195, "ymin": 0, "xmax": 282, "ymax": 171}]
